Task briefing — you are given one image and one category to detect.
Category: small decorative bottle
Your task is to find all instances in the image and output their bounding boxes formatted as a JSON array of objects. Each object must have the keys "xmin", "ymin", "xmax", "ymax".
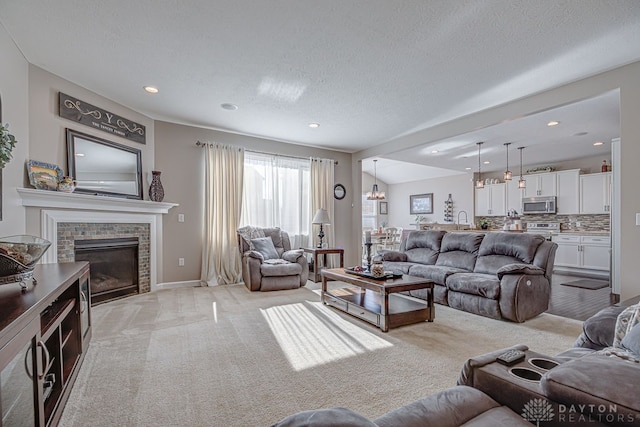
[
  {"xmin": 149, "ymin": 170, "xmax": 165, "ymax": 202},
  {"xmin": 601, "ymin": 160, "xmax": 608, "ymax": 173}
]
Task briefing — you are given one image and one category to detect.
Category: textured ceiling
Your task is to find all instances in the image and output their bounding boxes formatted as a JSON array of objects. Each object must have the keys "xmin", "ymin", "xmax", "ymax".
[{"xmin": 1, "ymin": 1, "xmax": 639, "ymax": 175}]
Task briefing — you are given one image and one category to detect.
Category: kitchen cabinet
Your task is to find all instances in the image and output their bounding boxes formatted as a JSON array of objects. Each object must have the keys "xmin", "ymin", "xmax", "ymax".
[
  {"xmin": 0, "ymin": 262, "xmax": 91, "ymax": 427},
  {"xmin": 552, "ymin": 234, "xmax": 610, "ymax": 272},
  {"xmin": 505, "ymin": 179, "xmax": 523, "ymax": 213},
  {"xmin": 555, "ymin": 169, "xmax": 580, "ymax": 214},
  {"xmin": 475, "ymin": 183, "xmax": 505, "ymax": 216},
  {"xmin": 580, "ymin": 172, "xmax": 612, "ymax": 214},
  {"xmin": 524, "ymin": 172, "xmax": 557, "ymax": 198}
]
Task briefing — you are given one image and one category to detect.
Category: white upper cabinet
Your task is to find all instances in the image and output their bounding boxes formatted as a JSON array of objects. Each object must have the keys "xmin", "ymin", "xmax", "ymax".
[
  {"xmin": 506, "ymin": 179, "xmax": 523, "ymax": 214},
  {"xmin": 475, "ymin": 183, "xmax": 506, "ymax": 216},
  {"xmin": 580, "ymin": 172, "xmax": 612, "ymax": 214},
  {"xmin": 523, "ymin": 172, "xmax": 557, "ymax": 197},
  {"xmin": 555, "ymin": 170, "xmax": 580, "ymax": 214}
]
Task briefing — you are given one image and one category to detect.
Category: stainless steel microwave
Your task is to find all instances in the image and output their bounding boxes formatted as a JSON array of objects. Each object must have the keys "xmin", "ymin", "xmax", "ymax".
[{"xmin": 522, "ymin": 196, "xmax": 556, "ymax": 214}]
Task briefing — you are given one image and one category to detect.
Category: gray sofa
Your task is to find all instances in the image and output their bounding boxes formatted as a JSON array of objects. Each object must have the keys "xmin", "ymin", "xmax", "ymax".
[
  {"xmin": 377, "ymin": 230, "xmax": 557, "ymax": 322},
  {"xmin": 458, "ymin": 304, "xmax": 640, "ymax": 426},
  {"xmin": 271, "ymin": 304, "xmax": 640, "ymax": 426}
]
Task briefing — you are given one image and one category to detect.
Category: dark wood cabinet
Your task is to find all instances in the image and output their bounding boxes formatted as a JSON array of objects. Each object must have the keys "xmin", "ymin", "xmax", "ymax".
[{"xmin": 0, "ymin": 262, "xmax": 91, "ymax": 427}]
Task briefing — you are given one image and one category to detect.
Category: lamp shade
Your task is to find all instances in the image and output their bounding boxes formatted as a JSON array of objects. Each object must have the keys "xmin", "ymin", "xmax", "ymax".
[{"xmin": 312, "ymin": 208, "xmax": 331, "ymax": 225}]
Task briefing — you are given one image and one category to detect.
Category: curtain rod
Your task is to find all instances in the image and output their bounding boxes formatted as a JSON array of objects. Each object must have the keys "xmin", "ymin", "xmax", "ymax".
[{"xmin": 195, "ymin": 141, "xmax": 338, "ymax": 165}]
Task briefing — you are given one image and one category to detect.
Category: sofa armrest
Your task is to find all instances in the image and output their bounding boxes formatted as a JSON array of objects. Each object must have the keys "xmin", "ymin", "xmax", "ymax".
[
  {"xmin": 496, "ymin": 263, "xmax": 544, "ymax": 280},
  {"xmin": 281, "ymin": 249, "xmax": 309, "ymax": 286},
  {"xmin": 499, "ymin": 274, "xmax": 550, "ymax": 322},
  {"xmin": 271, "ymin": 407, "xmax": 376, "ymax": 427},
  {"xmin": 380, "ymin": 251, "xmax": 407, "ymax": 262},
  {"xmin": 244, "ymin": 250, "xmax": 264, "ymax": 262},
  {"xmin": 282, "ymin": 249, "xmax": 303, "ymax": 263},
  {"xmin": 575, "ymin": 305, "xmax": 626, "ymax": 350},
  {"xmin": 457, "ymin": 344, "xmax": 529, "ymax": 387}
]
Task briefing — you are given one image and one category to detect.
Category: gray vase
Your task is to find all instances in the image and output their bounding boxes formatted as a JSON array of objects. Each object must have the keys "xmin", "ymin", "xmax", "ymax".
[{"xmin": 149, "ymin": 171, "xmax": 165, "ymax": 202}]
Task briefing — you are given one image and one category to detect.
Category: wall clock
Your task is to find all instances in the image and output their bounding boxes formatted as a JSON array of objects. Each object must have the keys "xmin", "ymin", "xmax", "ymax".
[{"xmin": 334, "ymin": 183, "xmax": 346, "ymax": 200}]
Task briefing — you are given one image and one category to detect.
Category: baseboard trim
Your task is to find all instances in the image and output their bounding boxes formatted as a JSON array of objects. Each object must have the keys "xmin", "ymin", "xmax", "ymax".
[{"xmin": 156, "ymin": 280, "xmax": 201, "ymax": 289}]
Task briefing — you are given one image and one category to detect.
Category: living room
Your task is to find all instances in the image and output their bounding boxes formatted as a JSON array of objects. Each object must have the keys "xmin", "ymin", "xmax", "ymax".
[{"xmin": 2, "ymin": 2, "xmax": 640, "ymax": 426}]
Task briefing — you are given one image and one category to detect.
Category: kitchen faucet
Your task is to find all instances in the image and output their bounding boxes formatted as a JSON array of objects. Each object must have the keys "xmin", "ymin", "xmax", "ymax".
[{"xmin": 457, "ymin": 210, "xmax": 468, "ymax": 230}]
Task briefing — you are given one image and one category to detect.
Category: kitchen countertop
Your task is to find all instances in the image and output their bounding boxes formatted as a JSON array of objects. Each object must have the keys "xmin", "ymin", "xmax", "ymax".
[{"xmin": 553, "ymin": 231, "xmax": 610, "ymax": 236}]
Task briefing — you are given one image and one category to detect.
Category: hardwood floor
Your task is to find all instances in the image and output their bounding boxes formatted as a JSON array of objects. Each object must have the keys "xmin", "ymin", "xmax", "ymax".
[{"xmin": 546, "ymin": 273, "xmax": 615, "ymax": 321}]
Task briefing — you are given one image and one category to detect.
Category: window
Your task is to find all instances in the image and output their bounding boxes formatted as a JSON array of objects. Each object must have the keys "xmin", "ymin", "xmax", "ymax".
[
  {"xmin": 362, "ymin": 195, "xmax": 377, "ymax": 229},
  {"xmin": 241, "ymin": 152, "xmax": 310, "ymax": 247}
]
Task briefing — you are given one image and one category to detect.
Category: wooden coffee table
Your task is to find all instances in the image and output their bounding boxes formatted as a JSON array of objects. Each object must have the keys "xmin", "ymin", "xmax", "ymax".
[{"xmin": 320, "ymin": 268, "xmax": 434, "ymax": 332}]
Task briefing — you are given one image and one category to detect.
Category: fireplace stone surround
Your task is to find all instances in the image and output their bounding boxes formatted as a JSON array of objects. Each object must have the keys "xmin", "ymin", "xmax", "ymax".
[{"xmin": 18, "ymin": 188, "xmax": 177, "ymax": 292}]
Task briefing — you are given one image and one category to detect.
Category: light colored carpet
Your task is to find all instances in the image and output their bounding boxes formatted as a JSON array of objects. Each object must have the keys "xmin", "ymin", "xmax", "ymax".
[{"xmin": 60, "ymin": 284, "xmax": 582, "ymax": 426}]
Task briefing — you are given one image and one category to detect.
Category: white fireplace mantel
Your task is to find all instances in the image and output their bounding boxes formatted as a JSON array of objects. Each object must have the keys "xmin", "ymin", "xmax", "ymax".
[
  {"xmin": 17, "ymin": 187, "xmax": 178, "ymax": 291},
  {"xmin": 17, "ymin": 187, "xmax": 178, "ymax": 213}
]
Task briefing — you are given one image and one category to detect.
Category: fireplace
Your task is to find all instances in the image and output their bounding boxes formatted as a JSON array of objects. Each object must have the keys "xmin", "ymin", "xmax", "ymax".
[
  {"xmin": 74, "ymin": 237, "xmax": 140, "ymax": 305},
  {"xmin": 17, "ymin": 188, "xmax": 178, "ymax": 293}
]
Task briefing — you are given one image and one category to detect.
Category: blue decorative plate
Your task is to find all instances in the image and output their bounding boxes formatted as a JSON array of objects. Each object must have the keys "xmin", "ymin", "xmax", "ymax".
[{"xmin": 26, "ymin": 160, "xmax": 64, "ymax": 191}]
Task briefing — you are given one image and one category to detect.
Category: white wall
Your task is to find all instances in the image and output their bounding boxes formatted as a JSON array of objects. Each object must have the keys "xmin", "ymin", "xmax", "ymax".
[
  {"xmin": 155, "ymin": 121, "xmax": 356, "ymax": 281},
  {"xmin": 388, "ymin": 174, "xmax": 474, "ymax": 230},
  {"xmin": 0, "ymin": 23, "xmax": 28, "ymax": 236},
  {"xmin": 27, "ymin": 65, "xmax": 155, "ymax": 193}
]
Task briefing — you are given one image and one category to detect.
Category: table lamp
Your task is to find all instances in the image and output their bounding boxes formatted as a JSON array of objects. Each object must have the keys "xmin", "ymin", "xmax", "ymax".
[{"xmin": 312, "ymin": 208, "xmax": 331, "ymax": 248}]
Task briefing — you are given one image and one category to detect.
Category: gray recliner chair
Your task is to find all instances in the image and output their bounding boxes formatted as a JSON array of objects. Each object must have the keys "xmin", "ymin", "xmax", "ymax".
[{"xmin": 237, "ymin": 227, "xmax": 309, "ymax": 291}]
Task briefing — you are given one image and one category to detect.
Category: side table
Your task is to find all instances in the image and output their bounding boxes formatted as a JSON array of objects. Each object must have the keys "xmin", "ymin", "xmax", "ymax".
[{"xmin": 301, "ymin": 247, "xmax": 344, "ymax": 282}]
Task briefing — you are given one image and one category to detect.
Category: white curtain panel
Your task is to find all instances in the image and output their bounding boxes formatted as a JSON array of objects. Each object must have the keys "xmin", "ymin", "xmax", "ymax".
[
  {"xmin": 240, "ymin": 152, "xmax": 311, "ymax": 249},
  {"xmin": 310, "ymin": 158, "xmax": 335, "ymax": 266},
  {"xmin": 201, "ymin": 144, "xmax": 244, "ymax": 286}
]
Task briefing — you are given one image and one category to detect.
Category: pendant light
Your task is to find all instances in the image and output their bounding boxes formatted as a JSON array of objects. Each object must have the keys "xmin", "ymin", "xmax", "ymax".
[
  {"xmin": 366, "ymin": 159, "xmax": 386, "ymax": 200},
  {"xmin": 518, "ymin": 146, "xmax": 526, "ymax": 189},
  {"xmin": 503, "ymin": 142, "xmax": 512, "ymax": 181},
  {"xmin": 475, "ymin": 142, "xmax": 484, "ymax": 189}
]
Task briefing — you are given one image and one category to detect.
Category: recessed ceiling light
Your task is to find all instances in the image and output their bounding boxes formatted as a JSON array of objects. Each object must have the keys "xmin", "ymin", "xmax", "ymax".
[
  {"xmin": 143, "ymin": 86, "xmax": 159, "ymax": 94},
  {"xmin": 547, "ymin": 120, "xmax": 560, "ymax": 127},
  {"xmin": 431, "ymin": 150, "xmax": 439, "ymax": 154},
  {"xmin": 483, "ymin": 161, "xmax": 490, "ymax": 164},
  {"xmin": 308, "ymin": 122, "xmax": 320, "ymax": 128},
  {"xmin": 221, "ymin": 103, "xmax": 238, "ymax": 111},
  {"xmin": 593, "ymin": 141, "xmax": 604, "ymax": 146},
  {"xmin": 465, "ymin": 167, "xmax": 472, "ymax": 170},
  {"xmin": 75, "ymin": 153, "xmax": 85, "ymax": 157}
]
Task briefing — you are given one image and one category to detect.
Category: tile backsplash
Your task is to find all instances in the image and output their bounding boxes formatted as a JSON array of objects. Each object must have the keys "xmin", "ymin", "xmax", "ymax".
[{"xmin": 476, "ymin": 214, "xmax": 610, "ymax": 232}]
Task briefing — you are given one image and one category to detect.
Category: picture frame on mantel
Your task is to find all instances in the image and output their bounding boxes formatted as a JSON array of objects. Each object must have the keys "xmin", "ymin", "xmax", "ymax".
[{"xmin": 410, "ymin": 193, "xmax": 433, "ymax": 215}]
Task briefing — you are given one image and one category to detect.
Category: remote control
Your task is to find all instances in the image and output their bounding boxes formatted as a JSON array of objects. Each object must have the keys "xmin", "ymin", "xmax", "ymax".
[{"xmin": 496, "ymin": 349, "xmax": 526, "ymax": 366}]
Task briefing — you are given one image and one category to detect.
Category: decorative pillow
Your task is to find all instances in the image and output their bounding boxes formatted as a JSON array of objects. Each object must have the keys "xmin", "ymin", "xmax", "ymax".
[
  {"xmin": 238, "ymin": 226, "xmax": 265, "ymax": 250},
  {"xmin": 251, "ymin": 237, "xmax": 279, "ymax": 260},
  {"xmin": 621, "ymin": 322, "xmax": 640, "ymax": 358},
  {"xmin": 612, "ymin": 303, "xmax": 640, "ymax": 348}
]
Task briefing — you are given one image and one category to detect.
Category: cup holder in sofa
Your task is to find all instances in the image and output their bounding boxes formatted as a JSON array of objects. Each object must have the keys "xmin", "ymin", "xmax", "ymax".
[
  {"xmin": 509, "ymin": 367, "xmax": 542, "ymax": 382},
  {"xmin": 528, "ymin": 357, "xmax": 559, "ymax": 371}
]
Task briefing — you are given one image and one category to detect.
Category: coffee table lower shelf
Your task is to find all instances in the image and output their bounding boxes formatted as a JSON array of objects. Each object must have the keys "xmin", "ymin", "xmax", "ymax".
[{"xmin": 322, "ymin": 287, "xmax": 432, "ymax": 331}]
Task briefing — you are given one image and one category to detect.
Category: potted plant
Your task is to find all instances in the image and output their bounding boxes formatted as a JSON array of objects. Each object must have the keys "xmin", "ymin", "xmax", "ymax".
[
  {"xmin": 479, "ymin": 219, "xmax": 490, "ymax": 230},
  {"xmin": 0, "ymin": 123, "xmax": 17, "ymax": 169}
]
